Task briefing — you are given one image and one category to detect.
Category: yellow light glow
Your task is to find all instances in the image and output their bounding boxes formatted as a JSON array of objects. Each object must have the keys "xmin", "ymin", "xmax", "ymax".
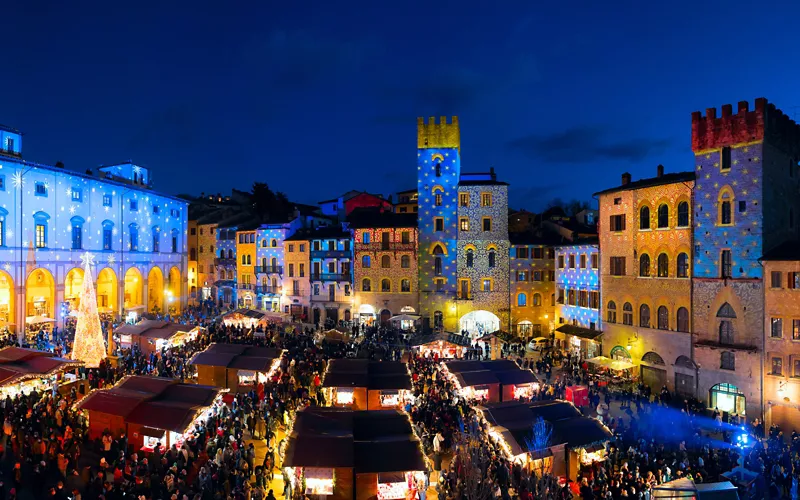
[{"xmin": 71, "ymin": 253, "xmax": 108, "ymax": 368}]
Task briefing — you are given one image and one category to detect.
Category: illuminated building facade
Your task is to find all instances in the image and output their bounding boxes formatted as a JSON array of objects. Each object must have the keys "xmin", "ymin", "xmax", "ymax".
[
  {"xmin": 509, "ymin": 236, "xmax": 555, "ymax": 339},
  {"xmin": 236, "ymin": 227, "xmax": 257, "ymax": 308},
  {"xmin": 554, "ymin": 242, "xmax": 600, "ymax": 330},
  {"xmin": 692, "ymin": 99, "xmax": 800, "ymax": 418},
  {"xmin": 416, "ymin": 117, "xmax": 510, "ymax": 334},
  {"xmin": 597, "ymin": 166, "xmax": 695, "ymax": 395},
  {"xmin": 309, "ymin": 226, "xmax": 353, "ymax": 326},
  {"xmin": 284, "ymin": 231, "xmax": 310, "ymax": 321},
  {"xmin": 761, "ymin": 243, "xmax": 800, "ymax": 430},
  {"xmin": 187, "ymin": 221, "xmax": 198, "ymax": 305},
  {"xmin": 196, "ymin": 223, "xmax": 218, "ymax": 302},
  {"xmin": 350, "ymin": 208, "xmax": 418, "ymax": 326},
  {"xmin": 394, "ymin": 188, "xmax": 418, "ymax": 214},
  {"xmin": 215, "ymin": 227, "xmax": 237, "ymax": 306},
  {"xmin": 255, "ymin": 224, "xmax": 288, "ymax": 312},
  {"xmin": 0, "ymin": 125, "xmax": 187, "ymax": 330}
]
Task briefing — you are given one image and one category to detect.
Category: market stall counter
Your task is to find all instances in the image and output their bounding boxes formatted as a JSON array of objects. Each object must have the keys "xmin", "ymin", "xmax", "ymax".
[
  {"xmin": 190, "ymin": 343, "xmax": 283, "ymax": 393},
  {"xmin": 76, "ymin": 375, "xmax": 227, "ymax": 452},
  {"xmin": 320, "ymin": 359, "xmax": 413, "ymax": 410},
  {"xmin": 282, "ymin": 407, "xmax": 427, "ymax": 500}
]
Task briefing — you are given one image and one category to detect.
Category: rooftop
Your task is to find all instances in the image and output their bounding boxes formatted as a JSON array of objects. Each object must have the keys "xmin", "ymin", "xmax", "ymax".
[
  {"xmin": 77, "ymin": 376, "xmax": 224, "ymax": 434},
  {"xmin": 594, "ymin": 171, "xmax": 695, "ymax": 196},
  {"xmin": 347, "ymin": 207, "xmax": 418, "ymax": 229},
  {"xmin": 321, "ymin": 359, "xmax": 412, "ymax": 390},
  {"xmin": 190, "ymin": 343, "xmax": 282, "ymax": 372},
  {"xmin": 283, "ymin": 407, "xmax": 426, "ymax": 473},
  {"xmin": 114, "ymin": 320, "xmax": 194, "ymax": 340},
  {"xmin": 0, "ymin": 347, "xmax": 82, "ymax": 388},
  {"xmin": 761, "ymin": 240, "xmax": 800, "ymax": 261}
]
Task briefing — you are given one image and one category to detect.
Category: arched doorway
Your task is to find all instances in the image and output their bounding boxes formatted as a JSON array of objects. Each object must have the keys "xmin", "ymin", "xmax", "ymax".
[
  {"xmin": 640, "ymin": 351, "xmax": 667, "ymax": 392},
  {"xmin": 97, "ymin": 268, "xmax": 118, "ymax": 315},
  {"xmin": 0, "ymin": 271, "xmax": 14, "ymax": 331},
  {"xmin": 674, "ymin": 355, "xmax": 697, "ymax": 398},
  {"xmin": 358, "ymin": 304, "xmax": 376, "ymax": 326},
  {"xmin": 380, "ymin": 309, "xmax": 391, "ymax": 325},
  {"xmin": 26, "ymin": 268, "xmax": 55, "ymax": 327},
  {"xmin": 709, "ymin": 383, "xmax": 745, "ymax": 415},
  {"xmin": 459, "ymin": 310, "xmax": 500, "ymax": 337},
  {"xmin": 147, "ymin": 267, "xmax": 164, "ymax": 314},
  {"xmin": 124, "ymin": 267, "xmax": 144, "ymax": 313},
  {"xmin": 167, "ymin": 266, "xmax": 181, "ymax": 313},
  {"xmin": 64, "ymin": 267, "xmax": 85, "ymax": 311}
]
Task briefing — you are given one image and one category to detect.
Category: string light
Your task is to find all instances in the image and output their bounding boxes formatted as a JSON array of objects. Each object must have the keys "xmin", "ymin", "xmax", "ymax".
[{"xmin": 71, "ymin": 252, "xmax": 108, "ymax": 368}]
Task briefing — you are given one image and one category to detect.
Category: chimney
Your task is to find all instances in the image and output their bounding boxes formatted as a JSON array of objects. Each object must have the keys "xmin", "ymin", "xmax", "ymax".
[
  {"xmin": 657, "ymin": 164, "xmax": 664, "ymax": 178},
  {"xmin": 621, "ymin": 172, "xmax": 631, "ymax": 185}
]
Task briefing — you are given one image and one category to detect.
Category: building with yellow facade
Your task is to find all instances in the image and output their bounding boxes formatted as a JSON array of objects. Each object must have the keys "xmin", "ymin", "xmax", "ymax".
[
  {"xmin": 350, "ymin": 208, "xmax": 418, "ymax": 326},
  {"xmin": 196, "ymin": 222, "xmax": 218, "ymax": 303},
  {"xmin": 284, "ymin": 231, "xmax": 311, "ymax": 322},
  {"xmin": 509, "ymin": 233, "xmax": 556, "ymax": 339},
  {"xmin": 236, "ymin": 227, "xmax": 258, "ymax": 309},
  {"xmin": 596, "ymin": 166, "xmax": 695, "ymax": 395}
]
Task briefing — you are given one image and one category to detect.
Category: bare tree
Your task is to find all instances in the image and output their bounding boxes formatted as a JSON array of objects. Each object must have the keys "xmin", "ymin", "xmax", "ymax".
[{"xmin": 450, "ymin": 437, "xmax": 497, "ymax": 500}]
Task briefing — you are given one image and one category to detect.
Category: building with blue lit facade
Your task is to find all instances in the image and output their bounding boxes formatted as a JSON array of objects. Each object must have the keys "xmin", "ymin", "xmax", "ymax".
[
  {"xmin": 0, "ymin": 124, "xmax": 187, "ymax": 332},
  {"xmin": 215, "ymin": 227, "xmax": 238, "ymax": 306},
  {"xmin": 554, "ymin": 242, "xmax": 601, "ymax": 358}
]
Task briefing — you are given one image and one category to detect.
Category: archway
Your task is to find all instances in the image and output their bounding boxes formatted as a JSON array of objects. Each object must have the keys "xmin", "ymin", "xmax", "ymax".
[
  {"xmin": 0, "ymin": 271, "xmax": 14, "ymax": 330},
  {"xmin": 674, "ymin": 355, "xmax": 697, "ymax": 398},
  {"xmin": 709, "ymin": 383, "xmax": 745, "ymax": 415},
  {"xmin": 380, "ymin": 309, "xmax": 391, "ymax": 325},
  {"xmin": 609, "ymin": 345, "xmax": 631, "ymax": 360},
  {"xmin": 640, "ymin": 351, "xmax": 667, "ymax": 392},
  {"xmin": 124, "ymin": 267, "xmax": 144, "ymax": 312},
  {"xmin": 167, "ymin": 266, "xmax": 181, "ymax": 313},
  {"xmin": 64, "ymin": 267, "xmax": 85, "ymax": 310},
  {"xmin": 459, "ymin": 310, "xmax": 500, "ymax": 337},
  {"xmin": 26, "ymin": 268, "xmax": 55, "ymax": 319},
  {"xmin": 96, "ymin": 268, "xmax": 118, "ymax": 314},
  {"xmin": 148, "ymin": 267, "xmax": 164, "ymax": 314}
]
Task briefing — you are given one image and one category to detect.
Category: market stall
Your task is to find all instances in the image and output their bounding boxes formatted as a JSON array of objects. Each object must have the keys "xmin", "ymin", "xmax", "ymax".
[
  {"xmin": 114, "ymin": 320, "xmax": 201, "ymax": 354},
  {"xmin": 443, "ymin": 359, "xmax": 537, "ymax": 403},
  {"xmin": 282, "ymin": 407, "xmax": 427, "ymax": 500},
  {"xmin": 388, "ymin": 314, "xmax": 421, "ymax": 332},
  {"xmin": 586, "ymin": 355, "xmax": 637, "ymax": 390},
  {"xmin": 77, "ymin": 375, "xmax": 227, "ymax": 451},
  {"xmin": 440, "ymin": 361, "xmax": 500, "ymax": 403},
  {"xmin": 0, "ymin": 347, "xmax": 82, "ymax": 399},
  {"xmin": 190, "ymin": 343, "xmax": 283, "ymax": 393},
  {"xmin": 316, "ymin": 329, "xmax": 352, "ymax": 344},
  {"xmin": 221, "ymin": 308, "xmax": 282, "ymax": 329},
  {"xmin": 478, "ymin": 400, "xmax": 612, "ymax": 482},
  {"xmin": 410, "ymin": 332, "xmax": 472, "ymax": 358},
  {"xmin": 320, "ymin": 359, "xmax": 413, "ymax": 410},
  {"xmin": 554, "ymin": 324, "xmax": 603, "ymax": 359}
]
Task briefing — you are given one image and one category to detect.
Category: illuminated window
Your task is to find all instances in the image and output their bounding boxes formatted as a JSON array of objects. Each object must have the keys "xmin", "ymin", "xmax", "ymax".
[
  {"xmin": 517, "ymin": 270, "xmax": 528, "ymax": 281},
  {"xmin": 657, "ymin": 254, "xmax": 669, "ymax": 277},
  {"xmin": 362, "ymin": 278, "xmax": 371, "ymax": 292},
  {"xmin": 362, "ymin": 232, "xmax": 370, "ymax": 244},
  {"xmin": 362, "ymin": 255, "xmax": 371, "ymax": 268},
  {"xmin": 482, "ymin": 278, "xmax": 492, "ymax": 292},
  {"xmin": 677, "ymin": 253, "xmax": 689, "ymax": 278},
  {"xmin": 533, "ymin": 293, "xmax": 542, "ymax": 306},
  {"xmin": 435, "ymin": 193, "xmax": 442, "ymax": 206},
  {"xmin": 460, "ymin": 218, "xmax": 469, "ymax": 231},
  {"xmin": 481, "ymin": 193, "xmax": 492, "ymax": 207},
  {"xmin": 517, "ymin": 293, "xmax": 527, "ymax": 306},
  {"xmin": 771, "ymin": 317, "xmax": 783, "ymax": 338},
  {"xmin": 459, "ymin": 193, "xmax": 469, "ymax": 207},
  {"xmin": 401, "ymin": 279, "xmax": 410, "ymax": 292},
  {"xmin": 772, "ymin": 357, "xmax": 783, "ymax": 376}
]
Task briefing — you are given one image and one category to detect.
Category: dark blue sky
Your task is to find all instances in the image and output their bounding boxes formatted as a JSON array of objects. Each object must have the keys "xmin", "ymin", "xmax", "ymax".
[{"xmin": 3, "ymin": 1, "xmax": 800, "ymax": 211}]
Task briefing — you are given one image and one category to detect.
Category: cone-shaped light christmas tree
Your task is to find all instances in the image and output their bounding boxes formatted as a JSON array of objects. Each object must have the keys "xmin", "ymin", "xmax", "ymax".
[{"xmin": 71, "ymin": 253, "xmax": 106, "ymax": 368}]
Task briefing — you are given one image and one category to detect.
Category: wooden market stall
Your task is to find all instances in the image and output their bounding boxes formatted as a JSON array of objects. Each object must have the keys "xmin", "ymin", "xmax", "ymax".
[
  {"xmin": 320, "ymin": 359, "xmax": 412, "ymax": 410},
  {"xmin": 478, "ymin": 400, "xmax": 613, "ymax": 482},
  {"xmin": 77, "ymin": 375, "xmax": 226, "ymax": 452},
  {"xmin": 190, "ymin": 343, "xmax": 283, "ymax": 393},
  {"xmin": 282, "ymin": 407, "xmax": 427, "ymax": 500},
  {"xmin": 221, "ymin": 308, "xmax": 282, "ymax": 328},
  {"xmin": 0, "ymin": 347, "xmax": 83, "ymax": 398},
  {"xmin": 442, "ymin": 360, "xmax": 538, "ymax": 403},
  {"xmin": 409, "ymin": 332, "xmax": 472, "ymax": 358},
  {"xmin": 115, "ymin": 320, "xmax": 201, "ymax": 355}
]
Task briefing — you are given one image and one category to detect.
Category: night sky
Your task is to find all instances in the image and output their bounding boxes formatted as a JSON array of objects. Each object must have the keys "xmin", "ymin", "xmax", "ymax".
[{"xmin": 3, "ymin": 1, "xmax": 800, "ymax": 211}]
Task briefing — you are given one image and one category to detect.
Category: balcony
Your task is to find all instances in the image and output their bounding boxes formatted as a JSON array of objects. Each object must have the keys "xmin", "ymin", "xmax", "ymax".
[
  {"xmin": 310, "ymin": 273, "xmax": 351, "ymax": 282},
  {"xmin": 256, "ymin": 286, "xmax": 281, "ymax": 295},
  {"xmin": 237, "ymin": 283, "xmax": 255, "ymax": 291},
  {"xmin": 287, "ymin": 289, "xmax": 306, "ymax": 297},
  {"xmin": 215, "ymin": 257, "xmax": 236, "ymax": 266},
  {"xmin": 254, "ymin": 266, "xmax": 283, "ymax": 274},
  {"xmin": 310, "ymin": 249, "xmax": 351, "ymax": 259},
  {"xmin": 355, "ymin": 242, "xmax": 416, "ymax": 252}
]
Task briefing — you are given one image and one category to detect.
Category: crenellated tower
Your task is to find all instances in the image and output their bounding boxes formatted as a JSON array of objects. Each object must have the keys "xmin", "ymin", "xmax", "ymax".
[
  {"xmin": 417, "ymin": 116, "xmax": 461, "ymax": 331},
  {"xmin": 691, "ymin": 98, "xmax": 800, "ymax": 419}
]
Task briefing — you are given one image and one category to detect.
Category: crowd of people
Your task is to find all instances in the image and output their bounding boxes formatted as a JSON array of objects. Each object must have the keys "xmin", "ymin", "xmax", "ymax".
[{"xmin": 0, "ymin": 301, "xmax": 791, "ymax": 500}]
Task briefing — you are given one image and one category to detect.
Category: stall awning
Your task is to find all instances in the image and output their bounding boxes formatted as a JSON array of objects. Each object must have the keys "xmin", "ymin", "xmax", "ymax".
[
  {"xmin": 587, "ymin": 356, "xmax": 635, "ymax": 371},
  {"xmin": 555, "ymin": 325, "xmax": 603, "ymax": 341}
]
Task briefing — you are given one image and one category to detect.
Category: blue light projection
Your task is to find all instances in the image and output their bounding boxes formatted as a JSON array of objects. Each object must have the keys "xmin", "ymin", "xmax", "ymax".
[{"xmin": 555, "ymin": 244, "xmax": 600, "ymax": 330}]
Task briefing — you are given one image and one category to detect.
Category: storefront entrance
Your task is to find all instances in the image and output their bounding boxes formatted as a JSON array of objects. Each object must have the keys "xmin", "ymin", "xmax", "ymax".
[
  {"xmin": 640, "ymin": 352, "xmax": 667, "ymax": 392},
  {"xmin": 459, "ymin": 310, "xmax": 500, "ymax": 337},
  {"xmin": 709, "ymin": 383, "xmax": 745, "ymax": 415}
]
